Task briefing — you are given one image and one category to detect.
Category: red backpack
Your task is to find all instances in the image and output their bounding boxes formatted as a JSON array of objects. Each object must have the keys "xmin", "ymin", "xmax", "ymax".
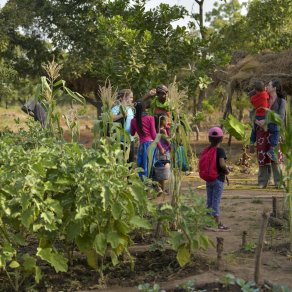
[{"xmin": 199, "ymin": 146, "xmax": 218, "ymax": 182}]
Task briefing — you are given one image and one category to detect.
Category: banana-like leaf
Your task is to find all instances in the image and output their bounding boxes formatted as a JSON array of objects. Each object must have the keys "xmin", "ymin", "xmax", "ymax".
[
  {"xmin": 265, "ymin": 109, "xmax": 283, "ymax": 127},
  {"xmin": 221, "ymin": 114, "xmax": 250, "ymax": 143}
]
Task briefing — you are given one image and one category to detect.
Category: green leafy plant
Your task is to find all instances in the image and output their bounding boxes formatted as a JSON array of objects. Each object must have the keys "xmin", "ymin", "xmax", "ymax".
[
  {"xmin": 34, "ymin": 59, "xmax": 85, "ymax": 138},
  {"xmin": 221, "ymin": 114, "xmax": 251, "ymax": 168},
  {"xmin": 0, "ymin": 124, "xmax": 153, "ymax": 290},
  {"xmin": 221, "ymin": 114, "xmax": 250, "ymax": 143},
  {"xmin": 137, "ymin": 283, "xmax": 166, "ymax": 292},
  {"xmin": 221, "ymin": 274, "xmax": 259, "ymax": 292},
  {"xmin": 242, "ymin": 242, "xmax": 256, "ymax": 253},
  {"xmin": 280, "ymin": 99, "xmax": 292, "ymax": 254},
  {"xmin": 155, "ymin": 195, "xmax": 213, "ymax": 267}
]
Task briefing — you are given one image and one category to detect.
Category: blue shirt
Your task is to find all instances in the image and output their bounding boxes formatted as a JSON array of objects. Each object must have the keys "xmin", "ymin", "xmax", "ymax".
[{"xmin": 111, "ymin": 105, "xmax": 134, "ymax": 141}]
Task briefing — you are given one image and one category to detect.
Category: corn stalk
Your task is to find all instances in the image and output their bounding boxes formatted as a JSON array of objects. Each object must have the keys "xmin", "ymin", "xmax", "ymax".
[
  {"xmin": 37, "ymin": 59, "xmax": 84, "ymax": 138},
  {"xmin": 280, "ymin": 99, "xmax": 292, "ymax": 254},
  {"xmin": 167, "ymin": 80, "xmax": 192, "ymax": 209}
]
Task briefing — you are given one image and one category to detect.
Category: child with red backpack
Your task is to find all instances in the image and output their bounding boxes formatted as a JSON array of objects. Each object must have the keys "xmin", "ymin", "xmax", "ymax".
[{"xmin": 199, "ymin": 127, "xmax": 230, "ymax": 230}]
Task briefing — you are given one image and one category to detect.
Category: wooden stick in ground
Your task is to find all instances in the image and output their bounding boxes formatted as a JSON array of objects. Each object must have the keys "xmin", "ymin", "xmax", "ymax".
[
  {"xmin": 272, "ymin": 196, "xmax": 278, "ymax": 218},
  {"xmin": 254, "ymin": 210, "xmax": 270, "ymax": 285},
  {"xmin": 216, "ymin": 237, "xmax": 224, "ymax": 270}
]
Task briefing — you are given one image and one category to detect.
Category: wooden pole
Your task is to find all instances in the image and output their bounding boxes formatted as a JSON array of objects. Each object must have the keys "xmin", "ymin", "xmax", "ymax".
[
  {"xmin": 254, "ymin": 210, "xmax": 270, "ymax": 284},
  {"xmin": 272, "ymin": 196, "xmax": 278, "ymax": 218},
  {"xmin": 216, "ymin": 237, "xmax": 224, "ymax": 270}
]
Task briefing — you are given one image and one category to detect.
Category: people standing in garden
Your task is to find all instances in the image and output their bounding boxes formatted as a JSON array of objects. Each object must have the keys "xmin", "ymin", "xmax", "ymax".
[
  {"xmin": 249, "ymin": 81, "xmax": 279, "ymax": 162},
  {"xmin": 199, "ymin": 127, "xmax": 230, "ymax": 230},
  {"xmin": 250, "ymin": 79, "xmax": 286, "ymax": 188},
  {"xmin": 21, "ymin": 99, "xmax": 47, "ymax": 127},
  {"xmin": 130, "ymin": 100, "xmax": 165, "ymax": 182},
  {"xmin": 143, "ymin": 84, "xmax": 171, "ymax": 121},
  {"xmin": 111, "ymin": 89, "xmax": 135, "ymax": 163}
]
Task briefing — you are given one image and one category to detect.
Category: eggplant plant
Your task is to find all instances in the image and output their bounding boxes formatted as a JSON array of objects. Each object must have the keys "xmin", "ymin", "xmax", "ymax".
[{"xmin": 0, "ymin": 121, "xmax": 152, "ymax": 290}]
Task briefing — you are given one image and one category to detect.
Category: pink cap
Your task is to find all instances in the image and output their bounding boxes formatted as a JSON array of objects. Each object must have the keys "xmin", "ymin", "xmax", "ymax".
[{"xmin": 208, "ymin": 127, "xmax": 223, "ymax": 137}]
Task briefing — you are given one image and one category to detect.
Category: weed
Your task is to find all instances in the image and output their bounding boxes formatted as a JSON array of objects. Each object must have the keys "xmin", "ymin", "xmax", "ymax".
[
  {"xmin": 242, "ymin": 242, "xmax": 256, "ymax": 253},
  {"xmin": 251, "ymin": 198, "xmax": 263, "ymax": 204},
  {"xmin": 138, "ymin": 283, "xmax": 165, "ymax": 292}
]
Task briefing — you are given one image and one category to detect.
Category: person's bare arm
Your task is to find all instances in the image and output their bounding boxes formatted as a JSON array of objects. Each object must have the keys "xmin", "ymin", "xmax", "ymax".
[{"xmin": 219, "ymin": 158, "xmax": 229, "ymax": 174}]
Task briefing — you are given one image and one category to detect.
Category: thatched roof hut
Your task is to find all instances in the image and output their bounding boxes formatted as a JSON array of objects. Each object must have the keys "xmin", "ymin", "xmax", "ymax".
[
  {"xmin": 212, "ymin": 49, "xmax": 292, "ymax": 119},
  {"xmin": 221, "ymin": 49, "xmax": 292, "ymax": 94}
]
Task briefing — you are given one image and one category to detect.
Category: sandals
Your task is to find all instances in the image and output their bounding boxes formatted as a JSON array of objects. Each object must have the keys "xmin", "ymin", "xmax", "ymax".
[{"xmin": 218, "ymin": 223, "xmax": 230, "ymax": 230}]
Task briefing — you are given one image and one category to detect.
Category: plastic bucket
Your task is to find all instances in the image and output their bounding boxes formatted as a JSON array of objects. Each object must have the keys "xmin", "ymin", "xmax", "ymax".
[{"xmin": 154, "ymin": 160, "xmax": 171, "ymax": 181}]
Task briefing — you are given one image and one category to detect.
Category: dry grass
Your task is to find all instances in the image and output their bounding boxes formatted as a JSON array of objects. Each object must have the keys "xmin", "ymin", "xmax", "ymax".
[
  {"xmin": 218, "ymin": 49, "xmax": 292, "ymax": 94},
  {"xmin": 0, "ymin": 106, "xmax": 29, "ymax": 131}
]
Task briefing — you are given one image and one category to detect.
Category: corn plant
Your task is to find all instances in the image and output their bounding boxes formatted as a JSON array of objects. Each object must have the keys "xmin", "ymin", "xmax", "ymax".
[
  {"xmin": 35, "ymin": 59, "xmax": 84, "ymax": 138},
  {"xmin": 167, "ymin": 80, "xmax": 192, "ymax": 208},
  {"xmin": 146, "ymin": 80, "xmax": 211, "ymax": 266},
  {"xmin": 93, "ymin": 81, "xmax": 131, "ymax": 163},
  {"xmin": 280, "ymin": 99, "xmax": 292, "ymax": 254},
  {"xmin": 63, "ymin": 108, "xmax": 80, "ymax": 143}
]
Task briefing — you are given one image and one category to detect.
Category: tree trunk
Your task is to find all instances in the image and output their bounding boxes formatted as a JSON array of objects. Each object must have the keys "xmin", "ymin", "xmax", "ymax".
[
  {"xmin": 193, "ymin": 95, "xmax": 197, "ymax": 115},
  {"xmin": 223, "ymin": 84, "xmax": 234, "ymax": 120},
  {"xmin": 197, "ymin": 89, "xmax": 205, "ymax": 112}
]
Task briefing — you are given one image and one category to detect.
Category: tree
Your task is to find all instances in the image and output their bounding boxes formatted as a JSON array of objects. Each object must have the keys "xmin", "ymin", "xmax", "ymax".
[
  {"xmin": 0, "ymin": 0, "xmax": 195, "ymax": 107},
  {"xmin": 0, "ymin": 61, "xmax": 17, "ymax": 107}
]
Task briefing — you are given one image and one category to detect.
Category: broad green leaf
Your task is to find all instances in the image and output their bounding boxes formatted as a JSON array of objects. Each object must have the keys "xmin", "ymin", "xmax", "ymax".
[
  {"xmin": 75, "ymin": 206, "xmax": 91, "ymax": 220},
  {"xmin": 169, "ymin": 231, "xmax": 185, "ymax": 250},
  {"xmin": 129, "ymin": 216, "xmax": 151, "ymax": 229},
  {"xmin": 114, "ymin": 220, "xmax": 129, "ymax": 235},
  {"xmin": 35, "ymin": 266, "xmax": 42, "ymax": 283},
  {"xmin": 37, "ymin": 248, "xmax": 68, "ymax": 273},
  {"xmin": 23, "ymin": 254, "xmax": 36, "ymax": 272},
  {"xmin": 76, "ymin": 235, "xmax": 93, "ymax": 252},
  {"xmin": 86, "ymin": 250, "xmax": 98, "ymax": 269},
  {"xmin": 221, "ymin": 114, "xmax": 250, "ymax": 142},
  {"xmin": 101, "ymin": 186, "xmax": 110, "ymax": 211},
  {"xmin": 111, "ymin": 202, "xmax": 122, "ymax": 220},
  {"xmin": 110, "ymin": 250, "xmax": 119, "ymax": 266},
  {"xmin": 21, "ymin": 208, "xmax": 34, "ymax": 228},
  {"xmin": 107, "ymin": 231, "xmax": 120, "ymax": 249},
  {"xmin": 176, "ymin": 244, "xmax": 190, "ymax": 267},
  {"xmin": 130, "ymin": 181, "xmax": 146, "ymax": 203},
  {"xmin": 93, "ymin": 233, "xmax": 107, "ymax": 255},
  {"xmin": 199, "ymin": 234, "xmax": 210, "ymax": 250},
  {"xmin": 9, "ymin": 261, "xmax": 20, "ymax": 269},
  {"xmin": 46, "ymin": 198, "xmax": 63, "ymax": 218},
  {"xmin": 67, "ymin": 221, "xmax": 82, "ymax": 240}
]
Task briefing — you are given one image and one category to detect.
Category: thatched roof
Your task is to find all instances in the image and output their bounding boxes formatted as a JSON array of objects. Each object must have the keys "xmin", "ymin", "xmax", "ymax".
[{"xmin": 214, "ymin": 49, "xmax": 292, "ymax": 95}]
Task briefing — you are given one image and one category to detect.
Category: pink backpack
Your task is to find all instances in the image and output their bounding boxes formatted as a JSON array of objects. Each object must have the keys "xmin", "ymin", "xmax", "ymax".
[{"xmin": 199, "ymin": 146, "xmax": 218, "ymax": 182}]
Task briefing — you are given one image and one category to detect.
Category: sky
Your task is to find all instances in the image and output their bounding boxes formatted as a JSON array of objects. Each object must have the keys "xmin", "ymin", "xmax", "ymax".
[{"xmin": 145, "ymin": 0, "xmax": 218, "ymax": 26}]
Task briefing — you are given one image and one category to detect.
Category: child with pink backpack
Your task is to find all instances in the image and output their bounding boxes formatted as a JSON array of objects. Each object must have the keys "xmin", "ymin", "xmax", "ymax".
[{"xmin": 199, "ymin": 127, "xmax": 230, "ymax": 230}]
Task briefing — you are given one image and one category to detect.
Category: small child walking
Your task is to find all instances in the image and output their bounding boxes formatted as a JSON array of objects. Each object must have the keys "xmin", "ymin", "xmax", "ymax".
[
  {"xmin": 130, "ymin": 101, "xmax": 164, "ymax": 181},
  {"xmin": 199, "ymin": 127, "xmax": 229, "ymax": 230},
  {"xmin": 249, "ymin": 81, "xmax": 279, "ymax": 161},
  {"xmin": 155, "ymin": 115, "xmax": 171, "ymax": 193}
]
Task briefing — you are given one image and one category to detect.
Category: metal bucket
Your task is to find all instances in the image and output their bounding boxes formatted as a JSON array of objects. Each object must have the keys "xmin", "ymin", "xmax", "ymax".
[{"xmin": 154, "ymin": 160, "xmax": 171, "ymax": 181}]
